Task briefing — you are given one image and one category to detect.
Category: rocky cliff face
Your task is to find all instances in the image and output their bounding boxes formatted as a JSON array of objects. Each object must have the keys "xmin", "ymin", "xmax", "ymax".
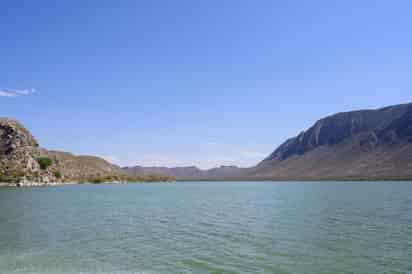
[
  {"xmin": 0, "ymin": 118, "xmax": 50, "ymax": 184},
  {"xmin": 0, "ymin": 119, "xmax": 39, "ymax": 153},
  {"xmin": 263, "ymin": 103, "xmax": 411, "ymax": 162},
  {"xmin": 0, "ymin": 118, "xmax": 126, "ymax": 185},
  {"xmin": 254, "ymin": 103, "xmax": 412, "ymax": 179}
]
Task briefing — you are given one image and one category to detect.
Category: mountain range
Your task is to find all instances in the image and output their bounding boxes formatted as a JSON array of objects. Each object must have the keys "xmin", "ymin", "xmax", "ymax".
[
  {"xmin": 124, "ymin": 102, "xmax": 412, "ymax": 180},
  {"xmin": 2, "ymin": 102, "xmax": 412, "ymax": 186}
]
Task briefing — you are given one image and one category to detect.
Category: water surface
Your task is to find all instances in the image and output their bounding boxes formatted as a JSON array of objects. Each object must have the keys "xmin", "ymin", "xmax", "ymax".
[{"xmin": 1, "ymin": 182, "xmax": 412, "ymax": 273}]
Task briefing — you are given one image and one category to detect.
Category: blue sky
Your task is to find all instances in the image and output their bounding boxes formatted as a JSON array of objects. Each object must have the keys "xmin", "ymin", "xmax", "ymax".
[{"xmin": 1, "ymin": 0, "xmax": 412, "ymax": 168}]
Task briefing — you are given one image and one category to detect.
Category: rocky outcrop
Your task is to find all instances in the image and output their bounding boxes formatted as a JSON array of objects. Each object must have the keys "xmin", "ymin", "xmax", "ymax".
[
  {"xmin": 0, "ymin": 119, "xmax": 38, "ymax": 153},
  {"xmin": 0, "ymin": 118, "xmax": 49, "ymax": 184},
  {"xmin": 0, "ymin": 118, "xmax": 129, "ymax": 186}
]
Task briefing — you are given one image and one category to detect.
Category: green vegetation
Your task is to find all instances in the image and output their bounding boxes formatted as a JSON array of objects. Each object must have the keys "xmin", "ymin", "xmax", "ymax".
[
  {"xmin": 53, "ymin": 170, "xmax": 62, "ymax": 179},
  {"xmin": 37, "ymin": 157, "xmax": 53, "ymax": 170},
  {"xmin": 0, "ymin": 168, "xmax": 25, "ymax": 183},
  {"xmin": 87, "ymin": 175, "xmax": 121, "ymax": 184},
  {"xmin": 84, "ymin": 174, "xmax": 173, "ymax": 184},
  {"xmin": 124, "ymin": 175, "xmax": 174, "ymax": 183},
  {"xmin": 0, "ymin": 169, "xmax": 9, "ymax": 182},
  {"xmin": 89, "ymin": 178, "xmax": 105, "ymax": 184}
]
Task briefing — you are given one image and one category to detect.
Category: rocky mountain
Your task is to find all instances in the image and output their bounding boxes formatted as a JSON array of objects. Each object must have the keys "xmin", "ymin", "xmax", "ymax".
[
  {"xmin": 124, "ymin": 102, "xmax": 412, "ymax": 181},
  {"xmin": 123, "ymin": 165, "xmax": 242, "ymax": 180},
  {"xmin": 5, "ymin": 101, "xmax": 411, "ymax": 185},
  {"xmin": 0, "ymin": 118, "xmax": 164, "ymax": 186},
  {"xmin": 250, "ymin": 102, "xmax": 412, "ymax": 180}
]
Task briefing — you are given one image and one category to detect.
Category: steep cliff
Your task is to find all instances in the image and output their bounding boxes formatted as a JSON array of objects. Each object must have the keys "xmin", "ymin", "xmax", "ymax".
[{"xmin": 252, "ymin": 103, "xmax": 412, "ymax": 179}]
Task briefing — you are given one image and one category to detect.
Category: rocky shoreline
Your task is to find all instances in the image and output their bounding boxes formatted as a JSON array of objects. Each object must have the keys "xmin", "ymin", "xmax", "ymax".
[
  {"xmin": 1, "ymin": 182, "xmax": 57, "ymax": 187},
  {"xmin": 0, "ymin": 180, "xmax": 174, "ymax": 187},
  {"xmin": 0, "ymin": 180, "xmax": 80, "ymax": 187}
]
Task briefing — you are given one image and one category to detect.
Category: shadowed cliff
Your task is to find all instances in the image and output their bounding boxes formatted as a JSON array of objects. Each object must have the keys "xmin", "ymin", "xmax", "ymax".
[{"xmin": 251, "ymin": 102, "xmax": 412, "ymax": 179}]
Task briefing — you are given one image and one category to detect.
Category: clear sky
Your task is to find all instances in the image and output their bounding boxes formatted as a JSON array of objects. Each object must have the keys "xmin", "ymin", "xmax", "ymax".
[{"xmin": 1, "ymin": 0, "xmax": 412, "ymax": 168}]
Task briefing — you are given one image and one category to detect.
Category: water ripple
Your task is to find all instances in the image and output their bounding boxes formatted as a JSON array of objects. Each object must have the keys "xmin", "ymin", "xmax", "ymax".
[{"xmin": 1, "ymin": 182, "xmax": 412, "ymax": 273}]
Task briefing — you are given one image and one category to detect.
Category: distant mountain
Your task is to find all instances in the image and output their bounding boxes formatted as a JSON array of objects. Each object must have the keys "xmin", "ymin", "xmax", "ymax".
[
  {"xmin": 123, "ymin": 165, "xmax": 243, "ymax": 180},
  {"xmin": 250, "ymin": 102, "xmax": 412, "ymax": 180},
  {"xmin": 124, "ymin": 102, "xmax": 412, "ymax": 181}
]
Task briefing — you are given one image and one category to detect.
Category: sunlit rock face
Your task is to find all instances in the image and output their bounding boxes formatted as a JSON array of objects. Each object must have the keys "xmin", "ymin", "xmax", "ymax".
[
  {"xmin": 0, "ymin": 118, "xmax": 126, "ymax": 186},
  {"xmin": 0, "ymin": 118, "xmax": 42, "ymax": 176}
]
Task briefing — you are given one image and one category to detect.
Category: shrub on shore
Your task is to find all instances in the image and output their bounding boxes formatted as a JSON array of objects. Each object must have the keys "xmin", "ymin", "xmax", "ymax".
[
  {"xmin": 37, "ymin": 157, "xmax": 53, "ymax": 170},
  {"xmin": 53, "ymin": 170, "xmax": 62, "ymax": 179},
  {"xmin": 0, "ymin": 168, "xmax": 25, "ymax": 183}
]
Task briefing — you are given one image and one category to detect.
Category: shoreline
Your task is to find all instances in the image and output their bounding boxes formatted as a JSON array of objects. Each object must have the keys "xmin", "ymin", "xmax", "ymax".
[
  {"xmin": 1, "ymin": 179, "xmax": 412, "ymax": 187},
  {"xmin": 0, "ymin": 181, "xmax": 79, "ymax": 187},
  {"xmin": 0, "ymin": 180, "xmax": 175, "ymax": 187}
]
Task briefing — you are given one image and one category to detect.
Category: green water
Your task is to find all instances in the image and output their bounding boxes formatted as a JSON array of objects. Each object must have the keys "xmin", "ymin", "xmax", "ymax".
[{"xmin": 0, "ymin": 182, "xmax": 411, "ymax": 273}]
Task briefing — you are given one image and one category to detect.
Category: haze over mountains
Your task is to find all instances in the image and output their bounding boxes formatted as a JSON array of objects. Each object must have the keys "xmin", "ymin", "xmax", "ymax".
[{"xmin": 124, "ymin": 102, "xmax": 412, "ymax": 180}]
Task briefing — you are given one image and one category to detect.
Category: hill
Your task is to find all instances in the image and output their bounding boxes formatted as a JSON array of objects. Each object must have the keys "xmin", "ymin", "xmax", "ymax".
[{"xmin": 0, "ymin": 118, "xmax": 170, "ymax": 186}]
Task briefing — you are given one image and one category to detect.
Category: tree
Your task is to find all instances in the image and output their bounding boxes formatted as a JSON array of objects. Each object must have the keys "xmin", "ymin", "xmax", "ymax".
[
  {"xmin": 54, "ymin": 170, "xmax": 62, "ymax": 179},
  {"xmin": 37, "ymin": 157, "xmax": 53, "ymax": 170}
]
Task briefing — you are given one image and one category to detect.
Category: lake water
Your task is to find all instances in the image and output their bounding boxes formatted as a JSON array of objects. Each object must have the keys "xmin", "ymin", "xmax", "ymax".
[{"xmin": 0, "ymin": 182, "xmax": 412, "ymax": 273}]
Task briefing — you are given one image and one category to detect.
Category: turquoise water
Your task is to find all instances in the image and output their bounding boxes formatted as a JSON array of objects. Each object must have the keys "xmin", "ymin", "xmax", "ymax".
[{"xmin": 0, "ymin": 182, "xmax": 412, "ymax": 273}]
